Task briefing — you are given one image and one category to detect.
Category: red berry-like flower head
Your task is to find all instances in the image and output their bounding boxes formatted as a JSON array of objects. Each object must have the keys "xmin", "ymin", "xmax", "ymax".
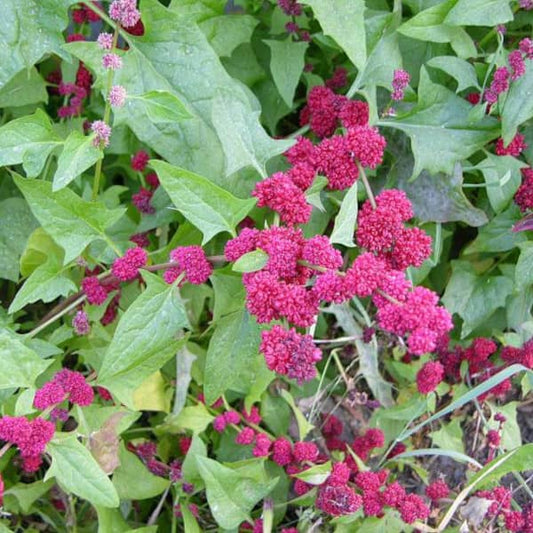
[{"xmin": 416, "ymin": 361, "xmax": 444, "ymax": 394}]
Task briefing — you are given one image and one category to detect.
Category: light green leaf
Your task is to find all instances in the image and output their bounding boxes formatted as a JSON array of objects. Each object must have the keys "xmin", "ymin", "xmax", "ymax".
[
  {"xmin": 0, "ymin": 110, "xmax": 63, "ymax": 177},
  {"xmin": 502, "ymin": 61, "xmax": 533, "ymax": 145},
  {"xmin": 516, "ymin": 243, "xmax": 533, "ymax": 291},
  {"xmin": 345, "ymin": 509, "xmax": 409, "ymax": 533},
  {"xmin": 196, "ymin": 456, "xmax": 277, "ymax": 530},
  {"xmin": 232, "ymin": 250, "xmax": 269, "ymax": 273},
  {"xmin": 397, "ymin": 0, "xmax": 476, "ymax": 58},
  {"xmin": 210, "ymin": 269, "xmax": 246, "ymax": 321},
  {"xmin": 293, "ymin": 461, "xmax": 331, "ymax": 485},
  {"xmin": 427, "ymin": 56, "xmax": 479, "ymax": 92},
  {"xmin": 163, "ymin": 404, "xmax": 214, "ymax": 435},
  {"xmin": 379, "ymin": 68, "xmax": 499, "ymax": 178},
  {"xmin": 0, "ymin": 0, "xmax": 77, "ymax": 88},
  {"xmin": 0, "ymin": 67, "xmax": 48, "ymax": 107},
  {"xmin": 14, "ymin": 174, "xmax": 125, "ymax": 264},
  {"xmin": 8, "ymin": 256, "xmax": 76, "ymax": 313},
  {"xmin": 0, "ymin": 197, "xmax": 38, "ymax": 282},
  {"xmin": 475, "ymin": 154, "xmax": 526, "ymax": 213},
  {"xmin": 53, "ymin": 131, "xmax": 103, "ymax": 191},
  {"xmin": 204, "ymin": 309, "xmax": 273, "ymax": 405},
  {"xmin": 3, "ymin": 479, "xmax": 54, "ymax": 514},
  {"xmin": 45, "ymin": 433, "xmax": 119, "ymax": 508},
  {"xmin": 0, "ymin": 331, "xmax": 51, "ymax": 390},
  {"xmin": 182, "ymin": 505, "xmax": 201, "ymax": 533},
  {"xmin": 182, "ymin": 435, "xmax": 208, "ymax": 488},
  {"xmin": 97, "ymin": 272, "xmax": 189, "ymax": 408},
  {"xmin": 431, "ymin": 417, "xmax": 465, "ymax": 454},
  {"xmin": 128, "ymin": 90, "xmax": 192, "ymax": 124},
  {"xmin": 264, "ymin": 38, "xmax": 308, "ymax": 108},
  {"xmin": 445, "ymin": 0, "xmax": 513, "ymax": 27},
  {"xmin": 20, "ymin": 228, "xmax": 64, "ymax": 277},
  {"xmin": 200, "ymin": 14, "xmax": 258, "ymax": 57},
  {"xmin": 112, "ymin": 444, "xmax": 170, "ymax": 500},
  {"xmin": 303, "ymin": 0, "xmax": 366, "ymax": 70},
  {"xmin": 211, "ymin": 90, "xmax": 292, "ymax": 177},
  {"xmin": 95, "ymin": 506, "xmax": 130, "ymax": 533},
  {"xmin": 151, "ymin": 160, "xmax": 256, "ymax": 244},
  {"xmin": 330, "ymin": 181, "xmax": 358, "ymax": 247},
  {"xmin": 488, "ymin": 402, "xmax": 521, "ymax": 450},
  {"xmin": 442, "ymin": 261, "xmax": 514, "ymax": 338},
  {"xmin": 280, "ymin": 389, "xmax": 314, "ymax": 441}
]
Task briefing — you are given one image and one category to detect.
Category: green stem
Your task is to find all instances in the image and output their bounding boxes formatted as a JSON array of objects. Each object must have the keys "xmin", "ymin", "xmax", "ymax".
[
  {"xmin": 26, "ymin": 295, "xmax": 86, "ymax": 338},
  {"xmin": 91, "ymin": 29, "xmax": 119, "ymax": 201},
  {"xmin": 357, "ymin": 162, "xmax": 376, "ymax": 209}
]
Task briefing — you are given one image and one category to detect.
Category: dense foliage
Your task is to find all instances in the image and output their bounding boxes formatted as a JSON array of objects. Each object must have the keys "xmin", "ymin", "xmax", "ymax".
[{"xmin": 1, "ymin": 0, "xmax": 533, "ymax": 531}]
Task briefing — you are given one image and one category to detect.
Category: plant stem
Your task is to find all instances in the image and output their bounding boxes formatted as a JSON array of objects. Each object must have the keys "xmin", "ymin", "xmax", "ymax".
[
  {"xmin": 26, "ymin": 295, "xmax": 86, "ymax": 338},
  {"xmin": 357, "ymin": 162, "xmax": 376, "ymax": 209},
  {"xmin": 92, "ymin": 29, "xmax": 119, "ymax": 201},
  {"xmin": 147, "ymin": 486, "xmax": 170, "ymax": 525}
]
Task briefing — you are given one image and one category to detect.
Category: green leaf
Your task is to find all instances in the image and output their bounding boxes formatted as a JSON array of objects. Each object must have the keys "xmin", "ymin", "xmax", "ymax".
[
  {"xmin": 128, "ymin": 90, "xmax": 192, "ymax": 124},
  {"xmin": 465, "ymin": 205, "xmax": 527, "ymax": 254},
  {"xmin": 232, "ymin": 250, "xmax": 269, "ymax": 273},
  {"xmin": 0, "ymin": 110, "xmax": 63, "ymax": 177},
  {"xmin": 211, "ymin": 90, "xmax": 292, "ymax": 178},
  {"xmin": 303, "ymin": 0, "xmax": 366, "ymax": 70},
  {"xmin": 330, "ymin": 181, "xmax": 358, "ymax": 247},
  {"xmin": 0, "ymin": 67, "xmax": 48, "ymax": 107},
  {"xmin": 151, "ymin": 160, "xmax": 256, "ymax": 244},
  {"xmin": 196, "ymin": 456, "xmax": 277, "ymax": 529},
  {"xmin": 112, "ymin": 444, "xmax": 170, "ymax": 500},
  {"xmin": 293, "ymin": 461, "xmax": 331, "ymax": 485},
  {"xmin": 182, "ymin": 434, "xmax": 208, "ymax": 488},
  {"xmin": 470, "ymin": 443, "xmax": 533, "ymax": 488},
  {"xmin": 488, "ymin": 401, "xmax": 521, "ymax": 450},
  {"xmin": 8, "ymin": 256, "xmax": 76, "ymax": 313},
  {"xmin": 445, "ymin": 0, "xmax": 513, "ymax": 27},
  {"xmin": 442, "ymin": 261, "xmax": 514, "ymax": 338},
  {"xmin": 204, "ymin": 309, "xmax": 273, "ymax": 405},
  {"xmin": 264, "ymin": 38, "xmax": 308, "ymax": 108},
  {"xmin": 426, "ymin": 56, "xmax": 479, "ymax": 92},
  {"xmin": 379, "ymin": 68, "xmax": 499, "ymax": 178},
  {"xmin": 0, "ymin": 331, "xmax": 51, "ymax": 390},
  {"xmin": 502, "ymin": 60, "xmax": 533, "ymax": 145},
  {"xmin": 397, "ymin": 0, "xmax": 476, "ymax": 58},
  {"xmin": 0, "ymin": 197, "xmax": 39, "ymax": 282},
  {"xmin": 45, "ymin": 433, "xmax": 119, "ymax": 508},
  {"xmin": 20, "ymin": 227, "xmax": 64, "ymax": 277},
  {"xmin": 200, "ymin": 14, "xmax": 259, "ymax": 57},
  {"xmin": 95, "ymin": 506, "xmax": 130, "ymax": 533},
  {"xmin": 0, "ymin": 0, "xmax": 77, "ymax": 88},
  {"xmin": 53, "ymin": 131, "xmax": 103, "ymax": 191},
  {"xmin": 475, "ymin": 154, "xmax": 526, "ymax": 213},
  {"xmin": 98, "ymin": 272, "xmax": 190, "ymax": 409},
  {"xmin": 210, "ymin": 269, "xmax": 246, "ymax": 321},
  {"xmin": 3, "ymin": 479, "xmax": 55, "ymax": 514},
  {"xmin": 345, "ymin": 510, "xmax": 410, "ymax": 533},
  {"xmin": 280, "ymin": 389, "xmax": 314, "ymax": 441},
  {"xmin": 391, "ymin": 448, "xmax": 482, "ymax": 469},
  {"xmin": 431, "ymin": 417, "xmax": 465, "ymax": 454},
  {"xmin": 516, "ymin": 243, "xmax": 533, "ymax": 291},
  {"xmin": 14, "ymin": 174, "xmax": 125, "ymax": 263}
]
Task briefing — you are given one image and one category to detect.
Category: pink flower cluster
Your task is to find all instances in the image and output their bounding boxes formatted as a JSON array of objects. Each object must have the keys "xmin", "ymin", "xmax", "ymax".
[
  {"xmin": 0, "ymin": 416, "xmax": 55, "ymax": 472},
  {"xmin": 277, "ymin": 0, "xmax": 302, "ymax": 16},
  {"xmin": 515, "ymin": 168, "xmax": 533, "ymax": 212},
  {"xmin": 72, "ymin": 309, "xmax": 90, "ymax": 335},
  {"xmin": 111, "ymin": 246, "xmax": 148, "ymax": 281},
  {"xmin": 163, "ymin": 246, "xmax": 213, "ymax": 285},
  {"xmin": 34, "ymin": 369, "xmax": 94, "ymax": 410},
  {"xmin": 495, "ymin": 133, "xmax": 527, "ymax": 157},
  {"xmin": 109, "ymin": 0, "xmax": 141, "ymax": 28},
  {"xmin": 71, "ymin": 2, "xmax": 102, "ymax": 24},
  {"xmin": 82, "ymin": 275, "xmax": 115, "ymax": 305},
  {"xmin": 58, "ymin": 82, "xmax": 87, "ymax": 118},
  {"xmin": 391, "ymin": 69, "xmax": 410, "ymax": 101}
]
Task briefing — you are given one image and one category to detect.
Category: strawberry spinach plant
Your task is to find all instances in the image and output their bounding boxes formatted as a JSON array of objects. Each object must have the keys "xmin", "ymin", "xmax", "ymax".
[{"xmin": 1, "ymin": 0, "xmax": 533, "ymax": 531}]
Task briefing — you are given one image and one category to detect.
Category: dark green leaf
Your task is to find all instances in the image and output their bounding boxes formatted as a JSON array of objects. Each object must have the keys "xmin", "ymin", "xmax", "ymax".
[
  {"xmin": 330, "ymin": 181, "xmax": 358, "ymax": 247},
  {"xmin": 232, "ymin": 250, "xmax": 269, "ymax": 273},
  {"xmin": 303, "ymin": 0, "xmax": 366, "ymax": 70},
  {"xmin": 516, "ymin": 243, "xmax": 533, "ymax": 291},
  {"xmin": 210, "ymin": 269, "xmax": 246, "ymax": 321},
  {"xmin": 0, "ymin": 197, "xmax": 38, "ymax": 282},
  {"xmin": 379, "ymin": 68, "xmax": 499, "ymax": 178},
  {"xmin": 397, "ymin": 0, "xmax": 476, "ymax": 58},
  {"xmin": 203, "ymin": 309, "xmax": 273, "ymax": 405},
  {"xmin": 0, "ymin": 0, "xmax": 77, "ymax": 87},
  {"xmin": 442, "ymin": 261, "xmax": 514, "ymax": 338},
  {"xmin": 502, "ymin": 60, "xmax": 533, "ymax": 145},
  {"xmin": 112, "ymin": 444, "xmax": 170, "ymax": 500},
  {"xmin": 200, "ymin": 14, "xmax": 258, "ymax": 57},
  {"xmin": 0, "ymin": 110, "xmax": 62, "ymax": 177},
  {"xmin": 426, "ymin": 56, "xmax": 479, "ymax": 92},
  {"xmin": 0, "ymin": 331, "xmax": 51, "ymax": 390},
  {"xmin": 264, "ymin": 38, "xmax": 308, "ymax": 108},
  {"xmin": 196, "ymin": 456, "xmax": 278, "ymax": 529},
  {"xmin": 0, "ymin": 68, "xmax": 48, "ymax": 107},
  {"xmin": 14, "ymin": 174, "xmax": 125, "ymax": 263},
  {"xmin": 8, "ymin": 256, "xmax": 76, "ymax": 313},
  {"xmin": 151, "ymin": 160, "xmax": 256, "ymax": 244},
  {"xmin": 97, "ymin": 272, "xmax": 189, "ymax": 408},
  {"xmin": 45, "ymin": 433, "xmax": 119, "ymax": 508},
  {"xmin": 53, "ymin": 131, "xmax": 103, "ymax": 191}
]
